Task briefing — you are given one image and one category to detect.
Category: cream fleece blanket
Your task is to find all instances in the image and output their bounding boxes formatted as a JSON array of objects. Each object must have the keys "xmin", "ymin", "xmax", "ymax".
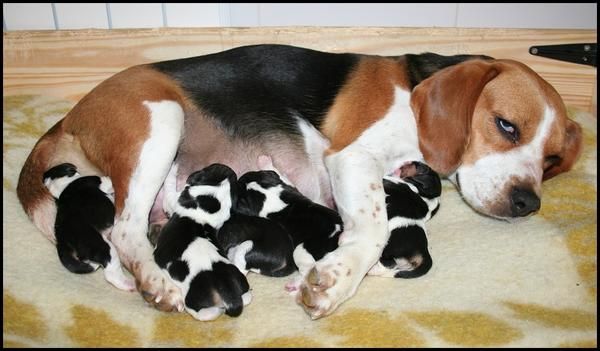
[{"xmin": 3, "ymin": 95, "xmax": 597, "ymax": 347}]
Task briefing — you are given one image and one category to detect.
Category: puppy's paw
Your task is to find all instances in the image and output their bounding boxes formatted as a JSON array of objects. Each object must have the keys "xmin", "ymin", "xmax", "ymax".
[
  {"xmin": 135, "ymin": 261, "xmax": 184, "ymax": 313},
  {"xmin": 284, "ymin": 273, "xmax": 304, "ymax": 295}
]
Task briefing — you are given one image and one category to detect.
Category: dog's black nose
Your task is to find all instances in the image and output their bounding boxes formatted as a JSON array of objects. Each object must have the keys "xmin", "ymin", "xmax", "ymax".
[{"xmin": 510, "ymin": 188, "xmax": 540, "ymax": 217}]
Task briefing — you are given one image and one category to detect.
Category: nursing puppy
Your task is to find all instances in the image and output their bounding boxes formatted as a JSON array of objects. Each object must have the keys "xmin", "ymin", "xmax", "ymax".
[
  {"xmin": 367, "ymin": 161, "xmax": 441, "ymax": 278},
  {"xmin": 218, "ymin": 213, "xmax": 296, "ymax": 277},
  {"xmin": 153, "ymin": 163, "xmax": 252, "ymax": 321},
  {"xmin": 228, "ymin": 166, "xmax": 343, "ymax": 277},
  {"xmin": 42, "ymin": 163, "xmax": 135, "ymax": 292},
  {"xmin": 218, "ymin": 156, "xmax": 341, "ymax": 278},
  {"xmin": 292, "ymin": 161, "xmax": 441, "ymax": 285}
]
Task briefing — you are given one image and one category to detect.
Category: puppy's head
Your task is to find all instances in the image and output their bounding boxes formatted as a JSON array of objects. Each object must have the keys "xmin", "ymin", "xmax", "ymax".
[
  {"xmin": 235, "ymin": 170, "xmax": 289, "ymax": 216},
  {"xmin": 411, "ymin": 58, "xmax": 583, "ymax": 220},
  {"xmin": 42, "ymin": 163, "xmax": 80, "ymax": 198},
  {"xmin": 238, "ymin": 170, "xmax": 284, "ymax": 190},
  {"xmin": 397, "ymin": 161, "xmax": 442, "ymax": 200},
  {"xmin": 175, "ymin": 163, "xmax": 237, "ymax": 228}
]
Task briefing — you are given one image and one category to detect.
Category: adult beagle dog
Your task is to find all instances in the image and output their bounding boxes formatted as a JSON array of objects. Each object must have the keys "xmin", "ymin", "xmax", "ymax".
[{"xmin": 17, "ymin": 44, "xmax": 583, "ymax": 319}]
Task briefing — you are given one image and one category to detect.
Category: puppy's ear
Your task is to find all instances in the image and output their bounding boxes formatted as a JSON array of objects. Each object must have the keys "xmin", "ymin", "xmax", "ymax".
[
  {"xmin": 543, "ymin": 118, "xmax": 583, "ymax": 181},
  {"xmin": 411, "ymin": 60, "xmax": 500, "ymax": 175}
]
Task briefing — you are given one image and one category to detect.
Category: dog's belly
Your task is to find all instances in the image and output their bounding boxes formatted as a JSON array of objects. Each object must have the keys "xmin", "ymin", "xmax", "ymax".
[{"xmin": 149, "ymin": 114, "xmax": 333, "ymax": 224}]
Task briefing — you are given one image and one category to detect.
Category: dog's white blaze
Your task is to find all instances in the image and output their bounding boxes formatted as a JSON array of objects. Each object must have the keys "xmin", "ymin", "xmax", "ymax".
[
  {"xmin": 457, "ymin": 106, "xmax": 555, "ymax": 212},
  {"xmin": 246, "ymin": 182, "xmax": 288, "ymax": 217},
  {"xmin": 173, "ymin": 180, "xmax": 233, "ymax": 229}
]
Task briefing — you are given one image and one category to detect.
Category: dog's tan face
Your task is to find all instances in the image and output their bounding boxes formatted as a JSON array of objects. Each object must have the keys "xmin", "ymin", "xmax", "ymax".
[{"xmin": 412, "ymin": 59, "xmax": 583, "ymax": 220}]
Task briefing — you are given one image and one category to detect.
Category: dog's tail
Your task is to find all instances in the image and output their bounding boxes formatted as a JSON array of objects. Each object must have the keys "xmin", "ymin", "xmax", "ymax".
[{"xmin": 17, "ymin": 118, "xmax": 101, "ymax": 244}]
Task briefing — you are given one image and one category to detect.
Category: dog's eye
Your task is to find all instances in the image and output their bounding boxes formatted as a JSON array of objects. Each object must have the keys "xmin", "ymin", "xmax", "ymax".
[{"xmin": 495, "ymin": 116, "xmax": 519, "ymax": 143}]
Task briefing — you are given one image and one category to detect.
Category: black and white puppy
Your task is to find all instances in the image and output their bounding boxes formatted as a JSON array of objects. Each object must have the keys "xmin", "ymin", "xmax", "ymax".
[
  {"xmin": 153, "ymin": 163, "xmax": 251, "ymax": 321},
  {"xmin": 218, "ymin": 212, "xmax": 296, "ymax": 277},
  {"xmin": 43, "ymin": 163, "xmax": 135, "ymax": 291},
  {"xmin": 222, "ymin": 165, "xmax": 343, "ymax": 279},
  {"xmin": 292, "ymin": 160, "xmax": 441, "ymax": 283},
  {"xmin": 367, "ymin": 161, "xmax": 441, "ymax": 278}
]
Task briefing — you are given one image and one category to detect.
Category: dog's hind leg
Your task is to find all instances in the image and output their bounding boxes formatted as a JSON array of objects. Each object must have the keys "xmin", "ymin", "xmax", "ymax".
[{"xmin": 109, "ymin": 100, "xmax": 185, "ymax": 312}]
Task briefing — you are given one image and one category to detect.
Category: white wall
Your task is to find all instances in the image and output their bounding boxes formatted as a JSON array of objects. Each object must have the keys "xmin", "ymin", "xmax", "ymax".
[{"xmin": 3, "ymin": 3, "xmax": 597, "ymax": 31}]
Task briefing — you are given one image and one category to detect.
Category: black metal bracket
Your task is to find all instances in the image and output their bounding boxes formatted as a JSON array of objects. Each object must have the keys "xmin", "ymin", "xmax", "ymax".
[{"xmin": 529, "ymin": 43, "xmax": 596, "ymax": 67}]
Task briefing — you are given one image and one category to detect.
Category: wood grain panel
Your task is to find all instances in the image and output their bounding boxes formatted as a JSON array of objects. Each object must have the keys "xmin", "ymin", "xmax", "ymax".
[{"xmin": 3, "ymin": 27, "xmax": 596, "ymax": 112}]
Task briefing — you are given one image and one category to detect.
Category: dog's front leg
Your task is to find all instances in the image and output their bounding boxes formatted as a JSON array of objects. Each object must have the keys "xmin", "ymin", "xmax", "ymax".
[
  {"xmin": 296, "ymin": 146, "xmax": 389, "ymax": 319},
  {"xmin": 109, "ymin": 100, "xmax": 185, "ymax": 312}
]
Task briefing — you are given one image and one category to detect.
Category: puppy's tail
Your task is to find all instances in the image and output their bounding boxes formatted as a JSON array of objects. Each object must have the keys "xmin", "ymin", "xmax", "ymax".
[
  {"xmin": 16, "ymin": 118, "xmax": 100, "ymax": 244},
  {"xmin": 215, "ymin": 263, "xmax": 251, "ymax": 318},
  {"xmin": 56, "ymin": 241, "xmax": 96, "ymax": 274},
  {"xmin": 394, "ymin": 252, "xmax": 433, "ymax": 279}
]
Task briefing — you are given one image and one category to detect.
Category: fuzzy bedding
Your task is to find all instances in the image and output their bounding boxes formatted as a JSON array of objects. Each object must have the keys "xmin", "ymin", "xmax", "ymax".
[{"xmin": 3, "ymin": 95, "xmax": 597, "ymax": 347}]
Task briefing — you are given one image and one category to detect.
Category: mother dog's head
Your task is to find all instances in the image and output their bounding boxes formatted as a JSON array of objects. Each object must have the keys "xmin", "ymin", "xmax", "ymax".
[{"xmin": 410, "ymin": 58, "xmax": 583, "ymax": 220}]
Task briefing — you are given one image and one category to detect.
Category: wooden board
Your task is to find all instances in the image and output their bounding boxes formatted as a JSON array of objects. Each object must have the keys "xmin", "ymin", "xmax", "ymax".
[{"xmin": 3, "ymin": 27, "xmax": 597, "ymax": 112}]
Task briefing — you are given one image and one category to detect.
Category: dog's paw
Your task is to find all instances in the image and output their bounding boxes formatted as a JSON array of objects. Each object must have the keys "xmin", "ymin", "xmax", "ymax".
[
  {"xmin": 135, "ymin": 261, "xmax": 184, "ymax": 312},
  {"xmin": 104, "ymin": 265, "xmax": 137, "ymax": 292},
  {"xmin": 295, "ymin": 245, "xmax": 366, "ymax": 320}
]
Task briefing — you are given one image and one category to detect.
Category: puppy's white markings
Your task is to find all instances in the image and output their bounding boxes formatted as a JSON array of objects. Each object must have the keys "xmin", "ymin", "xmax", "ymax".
[
  {"xmin": 44, "ymin": 172, "xmax": 81, "ymax": 199},
  {"xmin": 227, "ymin": 240, "xmax": 253, "ymax": 275},
  {"xmin": 246, "ymin": 182, "xmax": 288, "ymax": 217},
  {"xmin": 173, "ymin": 179, "xmax": 233, "ymax": 229}
]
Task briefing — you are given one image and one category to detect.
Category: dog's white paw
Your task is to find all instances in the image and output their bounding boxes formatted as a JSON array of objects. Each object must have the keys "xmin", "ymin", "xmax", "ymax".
[
  {"xmin": 135, "ymin": 260, "xmax": 185, "ymax": 313},
  {"xmin": 104, "ymin": 265, "xmax": 136, "ymax": 292},
  {"xmin": 295, "ymin": 243, "xmax": 367, "ymax": 320}
]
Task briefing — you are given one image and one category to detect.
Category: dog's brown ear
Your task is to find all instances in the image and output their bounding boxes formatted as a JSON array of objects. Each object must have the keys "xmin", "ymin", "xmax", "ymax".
[
  {"xmin": 410, "ymin": 60, "xmax": 500, "ymax": 175},
  {"xmin": 543, "ymin": 118, "xmax": 583, "ymax": 181}
]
